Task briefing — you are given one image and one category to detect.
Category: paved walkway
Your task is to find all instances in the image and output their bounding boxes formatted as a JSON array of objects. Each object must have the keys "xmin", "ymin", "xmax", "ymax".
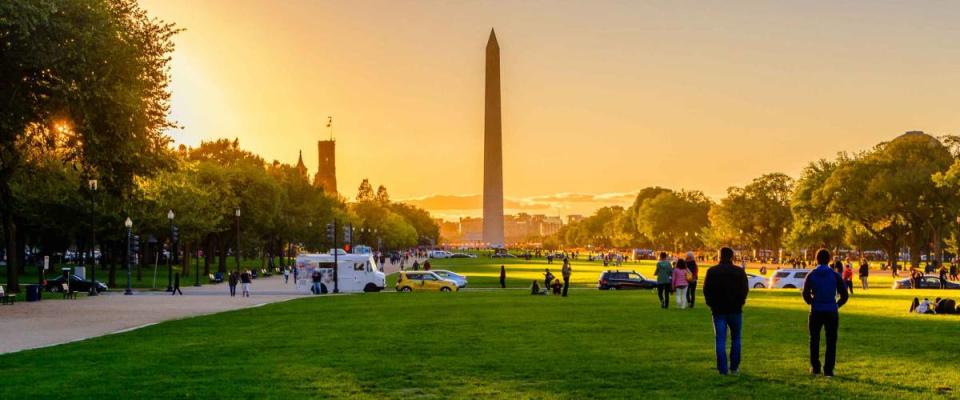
[{"xmin": 0, "ymin": 275, "xmax": 305, "ymax": 354}]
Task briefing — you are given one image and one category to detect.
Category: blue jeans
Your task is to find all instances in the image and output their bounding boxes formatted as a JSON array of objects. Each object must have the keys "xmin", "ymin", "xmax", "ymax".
[{"xmin": 712, "ymin": 313, "xmax": 742, "ymax": 374}]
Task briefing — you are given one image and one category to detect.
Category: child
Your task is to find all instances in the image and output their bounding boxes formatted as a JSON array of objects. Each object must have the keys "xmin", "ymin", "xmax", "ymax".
[{"xmin": 672, "ymin": 259, "xmax": 690, "ymax": 309}]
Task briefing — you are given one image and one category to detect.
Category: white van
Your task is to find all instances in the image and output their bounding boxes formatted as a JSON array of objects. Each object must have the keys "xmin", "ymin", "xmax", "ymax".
[{"xmin": 295, "ymin": 252, "xmax": 385, "ymax": 293}]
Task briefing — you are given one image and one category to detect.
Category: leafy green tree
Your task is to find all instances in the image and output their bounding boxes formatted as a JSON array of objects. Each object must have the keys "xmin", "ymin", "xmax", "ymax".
[
  {"xmin": 0, "ymin": 0, "xmax": 177, "ymax": 290},
  {"xmin": 709, "ymin": 173, "xmax": 793, "ymax": 255},
  {"xmin": 635, "ymin": 190, "xmax": 711, "ymax": 251}
]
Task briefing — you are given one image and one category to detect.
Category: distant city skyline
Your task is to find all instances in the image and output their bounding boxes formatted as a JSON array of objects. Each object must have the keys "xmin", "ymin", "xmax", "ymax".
[{"xmin": 141, "ymin": 0, "xmax": 960, "ymax": 218}]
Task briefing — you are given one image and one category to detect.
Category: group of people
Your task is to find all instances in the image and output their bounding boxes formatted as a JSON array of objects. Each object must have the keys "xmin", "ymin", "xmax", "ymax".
[
  {"xmin": 653, "ymin": 252, "xmax": 699, "ymax": 309},
  {"xmin": 226, "ymin": 270, "xmax": 253, "ymax": 297},
  {"xmin": 531, "ymin": 258, "xmax": 572, "ymax": 297},
  {"xmin": 701, "ymin": 247, "xmax": 847, "ymax": 377},
  {"xmin": 909, "ymin": 297, "xmax": 958, "ymax": 314}
]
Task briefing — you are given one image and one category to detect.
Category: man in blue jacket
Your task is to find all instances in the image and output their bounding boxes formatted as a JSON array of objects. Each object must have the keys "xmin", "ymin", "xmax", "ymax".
[{"xmin": 802, "ymin": 249, "xmax": 849, "ymax": 377}]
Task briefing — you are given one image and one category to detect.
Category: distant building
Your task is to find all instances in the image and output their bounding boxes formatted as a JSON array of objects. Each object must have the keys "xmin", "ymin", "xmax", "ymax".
[
  {"xmin": 460, "ymin": 217, "xmax": 484, "ymax": 243},
  {"xmin": 567, "ymin": 215, "xmax": 584, "ymax": 225},
  {"xmin": 314, "ymin": 139, "xmax": 337, "ymax": 194},
  {"xmin": 438, "ymin": 220, "xmax": 460, "ymax": 243}
]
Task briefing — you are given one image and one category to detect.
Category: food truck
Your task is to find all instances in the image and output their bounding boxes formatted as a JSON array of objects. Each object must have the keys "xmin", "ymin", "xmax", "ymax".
[{"xmin": 294, "ymin": 252, "xmax": 385, "ymax": 293}]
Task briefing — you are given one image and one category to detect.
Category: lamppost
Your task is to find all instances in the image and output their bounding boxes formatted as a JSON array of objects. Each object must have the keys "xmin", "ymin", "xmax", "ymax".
[
  {"xmin": 124, "ymin": 217, "xmax": 133, "ymax": 295},
  {"xmin": 88, "ymin": 179, "xmax": 98, "ymax": 295},
  {"xmin": 165, "ymin": 210, "xmax": 174, "ymax": 292},
  {"xmin": 235, "ymin": 207, "xmax": 241, "ymax": 273}
]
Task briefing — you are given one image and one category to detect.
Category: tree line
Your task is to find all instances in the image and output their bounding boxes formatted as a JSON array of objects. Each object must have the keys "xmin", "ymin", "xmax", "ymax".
[
  {"xmin": 0, "ymin": 0, "xmax": 438, "ymax": 290},
  {"xmin": 553, "ymin": 132, "xmax": 960, "ymax": 270}
]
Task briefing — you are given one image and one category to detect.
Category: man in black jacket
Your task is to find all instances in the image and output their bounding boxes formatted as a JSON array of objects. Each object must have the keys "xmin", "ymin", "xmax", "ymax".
[{"xmin": 703, "ymin": 247, "xmax": 749, "ymax": 375}]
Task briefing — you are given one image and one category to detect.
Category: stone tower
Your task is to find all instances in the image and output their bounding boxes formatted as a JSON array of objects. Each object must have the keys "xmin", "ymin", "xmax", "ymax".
[
  {"xmin": 314, "ymin": 139, "xmax": 337, "ymax": 194},
  {"xmin": 483, "ymin": 28, "xmax": 505, "ymax": 248}
]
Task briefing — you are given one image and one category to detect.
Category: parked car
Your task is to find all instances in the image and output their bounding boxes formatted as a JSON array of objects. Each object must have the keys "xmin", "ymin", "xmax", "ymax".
[
  {"xmin": 432, "ymin": 270, "xmax": 468, "ymax": 288},
  {"xmin": 769, "ymin": 269, "xmax": 810, "ymax": 289},
  {"xmin": 747, "ymin": 273, "xmax": 767, "ymax": 289},
  {"xmin": 893, "ymin": 275, "xmax": 960, "ymax": 289},
  {"xmin": 44, "ymin": 275, "xmax": 108, "ymax": 293},
  {"xmin": 396, "ymin": 271, "xmax": 459, "ymax": 292},
  {"xmin": 428, "ymin": 250, "xmax": 454, "ymax": 259},
  {"xmin": 449, "ymin": 253, "xmax": 476, "ymax": 259},
  {"xmin": 598, "ymin": 270, "xmax": 656, "ymax": 290},
  {"xmin": 492, "ymin": 253, "xmax": 516, "ymax": 258}
]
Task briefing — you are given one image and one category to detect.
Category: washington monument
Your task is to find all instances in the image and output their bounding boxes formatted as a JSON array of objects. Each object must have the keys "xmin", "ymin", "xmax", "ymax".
[{"xmin": 483, "ymin": 28, "xmax": 505, "ymax": 247}]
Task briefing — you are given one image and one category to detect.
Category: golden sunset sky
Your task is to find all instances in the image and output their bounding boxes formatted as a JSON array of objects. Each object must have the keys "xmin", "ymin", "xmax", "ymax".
[{"xmin": 141, "ymin": 0, "xmax": 960, "ymax": 219}]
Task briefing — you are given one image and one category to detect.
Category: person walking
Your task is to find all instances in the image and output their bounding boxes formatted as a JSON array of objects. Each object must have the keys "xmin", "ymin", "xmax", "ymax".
[
  {"xmin": 842, "ymin": 264, "xmax": 854, "ymax": 295},
  {"xmin": 655, "ymin": 252, "xmax": 673, "ymax": 309},
  {"xmin": 228, "ymin": 271, "xmax": 238, "ymax": 297},
  {"xmin": 283, "ymin": 266, "xmax": 290, "ymax": 284},
  {"xmin": 802, "ymin": 249, "xmax": 849, "ymax": 377},
  {"xmin": 561, "ymin": 258, "xmax": 572, "ymax": 297},
  {"xmin": 703, "ymin": 247, "xmax": 749, "ymax": 375},
  {"xmin": 858, "ymin": 259, "xmax": 869, "ymax": 290},
  {"xmin": 686, "ymin": 252, "xmax": 699, "ymax": 308},
  {"xmin": 672, "ymin": 259, "xmax": 690, "ymax": 309},
  {"xmin": 171, "ymin": 272, "xmax": 183, "ymax": 296},
  {"xmin": 240, "ymin": 270, "xmax": 252, "ymax": 297},
  {"xmin": 499, "ymin": 265, "xmax": 506, "ymax": 289}
]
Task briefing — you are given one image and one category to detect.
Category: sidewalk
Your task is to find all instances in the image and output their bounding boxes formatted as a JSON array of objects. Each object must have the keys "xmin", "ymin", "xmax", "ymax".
[{"xmin": 0, "ymin": 275, "xmax": 304, "ymax": 354}]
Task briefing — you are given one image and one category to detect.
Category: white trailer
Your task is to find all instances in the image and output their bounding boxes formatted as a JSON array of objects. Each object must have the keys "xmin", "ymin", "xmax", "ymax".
[{"xmin": 294, "ymin": 252, "xmax": 385, "ymax": 293}]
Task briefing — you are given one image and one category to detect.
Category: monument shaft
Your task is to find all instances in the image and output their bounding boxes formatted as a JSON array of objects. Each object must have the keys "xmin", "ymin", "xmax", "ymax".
[{"xmin": 483, "ymin": 29, "xmax": 505, "ymax": 247}]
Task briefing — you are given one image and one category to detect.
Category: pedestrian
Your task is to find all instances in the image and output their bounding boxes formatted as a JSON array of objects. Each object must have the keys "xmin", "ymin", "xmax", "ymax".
[
  {"xmin": 171, "ymin": 272, "xmax": 183, "ymax": 296},
  {"xmin": 240, "ymin": 270, "xmax": 252, "ymax": 297},
  {"xmin": 283, "ymin": 266, "xmax": 290, "ymax": 284},
  {"xmin": 802, "ymin": 249, "xmax": 849, "ymax": 377},
  {"xmin": 842, "ymin": 264, "xmax": 854, "ymax": 295},
  {"xmin": 686, "ymin": 252, "xmax": 699, "ymax": 308},
  {"xmin": 228, "ymin": 271, "xmax": 238, "ymax": 297},
  {"xmin": 703, "ymin": 247, "xmax": 749, "ymax": 375},
  {"xmin": 939, "ymin": 264, "xmax": 948, "ymax": 288},
  {"xmin": 858, "ymin": 259, "xmax": 869, "ymax": 290},
  {"xmin": 672, "ymin": 259, "xmax": 690, "ymax": 309},
  {"xmin": 654, "ymin": 252, "xmax": 673, "ymax": 309},
  {"xmin": 561, "ymin": 258, "xmax": 572, "ymax": 297},
  {"xmin": 499, "ymin": 265, "xmax": 506, "ymax": 288},
  {"xmin": 950, "ymin": 263, "xmax": 958, "ymax": 281},
  {"xmin": 311, "ymin": 270, "xmax": 322, "ymax": 294}
]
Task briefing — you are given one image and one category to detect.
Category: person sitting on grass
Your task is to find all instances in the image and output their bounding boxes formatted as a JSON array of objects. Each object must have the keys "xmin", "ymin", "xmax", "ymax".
[
  {"xmin": 916, "ymin": 298, "xmax": 935, "ymax": 314},
  {"xmin": 935, "ymin": 298, "xmax": 957, "ymax": 314},
  {"xmin": 530, "ymin": 280, "xmax": 545, "ymax": 295},
  {"xmin": 909, "ymin": 297, "xmax": 920, "ymax": 313},
  {"xmin": 551, "ymin": 278, "xmax": 563, "ymax": 295}
]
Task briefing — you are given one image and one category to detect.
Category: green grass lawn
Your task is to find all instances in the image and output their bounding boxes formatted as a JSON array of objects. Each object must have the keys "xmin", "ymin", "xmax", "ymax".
[{"xmin": 3, "ymin": 256, "xmax": 959, "ymax": 399}]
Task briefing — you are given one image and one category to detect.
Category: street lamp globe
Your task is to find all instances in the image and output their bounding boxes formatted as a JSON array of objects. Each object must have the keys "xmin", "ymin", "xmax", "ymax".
[
  {"xmin": 88, "ymin": 179, "xmax": 98, "ymax": 191},
  {"xmin": 235, "ymin": 207, "xmax": 241, "ymax": 217},
  {"xmin": 124, "ymin": 217, "xmax": 133, "ymax": 228},
  {"xmin": 167, "ymin": 209, "xmax": 175, "ymax": 221}
]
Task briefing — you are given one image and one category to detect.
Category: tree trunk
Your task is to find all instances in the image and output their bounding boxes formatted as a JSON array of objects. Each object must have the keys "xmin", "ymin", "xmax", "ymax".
[
  {"xmin": 108, "ymin": 244, "xmax": 117, "ymax": 288},
  {"xmin": 3, "ymin": 212, "xmax": 18, "ymax": 293},
  {"xmin": 204, "ymin": 234, "xmax": 212, "ymax": 276},
  {"xmin": 217, "ymin": 234, "xmax": 227, "ymax": 273}
]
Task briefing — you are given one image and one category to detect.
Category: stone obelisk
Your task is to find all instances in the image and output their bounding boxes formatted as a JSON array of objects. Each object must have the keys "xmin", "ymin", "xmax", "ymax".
[{"xmin": 483, "ymin": 28, "xmax": 505, "ymax": 248}]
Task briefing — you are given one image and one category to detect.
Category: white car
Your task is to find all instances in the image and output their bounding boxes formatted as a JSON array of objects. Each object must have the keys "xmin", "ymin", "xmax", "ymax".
[
  {"xmin": 747, "ymin": 273, "xmax": 767, "ymax": 289},
  {"xmin": 769, "ymin": 269, "xmax": 810, "ymax": 289},
  {"xmin": 428, "ymin": 250, "xmax": 454, "ymax": 259}
]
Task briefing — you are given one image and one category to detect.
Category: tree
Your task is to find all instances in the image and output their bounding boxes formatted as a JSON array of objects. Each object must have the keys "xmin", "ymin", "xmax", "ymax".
[
  {"xmin": 375, "ymin": 185, "xmax": 390, "ymax": 203},
  {"xmin": 635, "ymin": 190, "xmax": 711, "ymax": 251},
  {"xmin": 356, "ymin": 179, "xmax": 374, "ymax": 202},
  {"xmin": 788, "ymin": 159, "xmax": 846, "ymax": 253},
  {"xmin": 709, "ymin": 173, "xmax": 793, "ymax": 255},
  {"xmin": 0, "ymin": 0, "xmax": 178, "ymax": 290}
]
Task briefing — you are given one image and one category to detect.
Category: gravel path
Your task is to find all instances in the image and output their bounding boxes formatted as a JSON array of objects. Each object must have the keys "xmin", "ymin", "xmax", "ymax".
[{"xmin": 0, "ymin": 274, "xmax": 305, "ymax": 354}]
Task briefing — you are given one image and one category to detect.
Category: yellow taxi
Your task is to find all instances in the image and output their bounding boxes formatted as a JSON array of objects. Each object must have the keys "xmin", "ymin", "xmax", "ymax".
[{"xmin": 396, "ymin": 271, "xmax": 459, "ymax": 292}]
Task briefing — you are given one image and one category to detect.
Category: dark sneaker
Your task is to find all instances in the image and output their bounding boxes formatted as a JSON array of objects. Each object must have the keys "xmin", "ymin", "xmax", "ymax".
[{"xmin": 824, "ymin": 372, "xmax": 834, "ymax": 378}]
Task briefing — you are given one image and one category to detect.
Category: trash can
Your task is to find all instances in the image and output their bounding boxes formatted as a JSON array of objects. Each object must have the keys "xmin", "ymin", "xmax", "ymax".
[{"xmin": 26, "ymin": 284, "xmax": 42, "ymax": 302}]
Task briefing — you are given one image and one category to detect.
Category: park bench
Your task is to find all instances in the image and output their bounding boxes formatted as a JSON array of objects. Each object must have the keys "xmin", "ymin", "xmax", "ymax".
[
  {"xmin": 0, "ymin": 285, "xmax": 15, "ymax": 305},
  {"xmin": 62, "ymin": 283, "xmax": 78, "ymax": 299}
]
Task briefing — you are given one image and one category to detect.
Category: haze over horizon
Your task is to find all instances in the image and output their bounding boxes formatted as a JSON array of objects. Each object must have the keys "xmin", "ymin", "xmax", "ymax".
[{"xmin": 141, "ymin": 0, "xmax": 960, "ymax": 219}]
